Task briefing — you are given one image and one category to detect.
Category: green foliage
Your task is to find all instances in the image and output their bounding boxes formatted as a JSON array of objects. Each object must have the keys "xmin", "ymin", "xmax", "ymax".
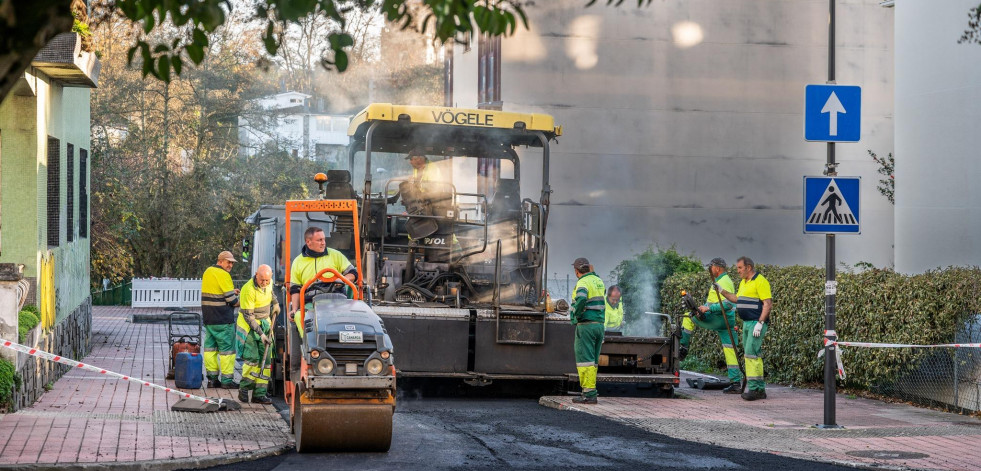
[
  {"xmin": 18, "ymin": 309, "xmax": 41, "ymax": 344},
  {"xmin": 662, "ymin": 265, "xmax": 981, "ymax": 390},
  {"xmin": 868, "ymin": 149, "xmax": 894, "ymax": 205},
  {"xmin": 960, "ymin": 4, "xmax": 981, "ymax": 44},
  {"xmin": 72, "ymin": 18, "xmax": 92, "ymax": 38},
  {"xmin": 20, "ymin": 305, "xmax": 39, "ymax": 316},
  {"xmin": 610, "ymin": 246, "xmax": 703, "ymax": 324},
  {"xmin": 106, "ymin": 0, "xmax": 529, "ymax": 81},
  {"xmin": 679, "ymin": 353, "xmax": 720, "ymax": 375},
  {"xmin": 0, "ymin": 358, "xmax": 16, "ymax": 409}
]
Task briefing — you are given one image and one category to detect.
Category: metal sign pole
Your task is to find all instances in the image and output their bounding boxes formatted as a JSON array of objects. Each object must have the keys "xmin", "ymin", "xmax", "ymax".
[{"xmin": 821, "ymin": 0, "xmax": 840, "ymax": 429}]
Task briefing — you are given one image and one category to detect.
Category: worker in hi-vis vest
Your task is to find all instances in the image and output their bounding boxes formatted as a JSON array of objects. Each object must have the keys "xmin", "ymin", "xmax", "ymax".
[
  {"xmin": 695, "ymin": 258, "xmax": 744, "ymax": 394},
  {"xmin": 604, "ymin": 285, "xmax": 624, "ymax": 331},
  {"xmin": 289, "ymin": 226, "xmax": 357, "ymax": 338},
  {"xmin": 201, "ymin": 251, "xmax": 240, "ymax": 389},
  {"xmin": 235, "ymin": 264, "xmax": 279, "ymax": 404},
  {"xmin": 715, "ymin": 256, "xmax": 773, "ymax": 401},
  {"xmin": 570, "ymin": 257, "xmax": 606, "ymax": 405}
]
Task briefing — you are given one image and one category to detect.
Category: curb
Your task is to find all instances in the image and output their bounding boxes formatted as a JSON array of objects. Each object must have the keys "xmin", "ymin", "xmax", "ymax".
[
  {"xmin": 536, "ymin": 396, "xmax": 916, "ymax": 471},
  {"xmin": 0, "ymin": 444, "xmax": 292, "ymax": 471},
  {"xmin": 538, "ymin": 396, "xmax": 585, "ymax": 413}
]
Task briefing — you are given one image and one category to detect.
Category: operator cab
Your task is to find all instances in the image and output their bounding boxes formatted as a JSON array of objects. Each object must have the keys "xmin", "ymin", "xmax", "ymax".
[{"xmin": 347, "ymin": 104, "xmax": 561, "ymax": 308}]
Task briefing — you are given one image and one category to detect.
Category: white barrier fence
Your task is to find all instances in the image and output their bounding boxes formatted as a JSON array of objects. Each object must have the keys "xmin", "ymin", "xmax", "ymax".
[{"xmin": 131, "ymin": 278, "xmax": 202, "ymax": 308}]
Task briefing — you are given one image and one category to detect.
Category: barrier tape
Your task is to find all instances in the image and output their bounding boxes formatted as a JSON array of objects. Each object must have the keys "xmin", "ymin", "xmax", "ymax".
[
  {"xmin": 818, "ymin": 336, "xmax": 981, "ymax": 381},
  {"xmin": 0, "ymin": 340, "xmax": 217, "ymax": 405}
]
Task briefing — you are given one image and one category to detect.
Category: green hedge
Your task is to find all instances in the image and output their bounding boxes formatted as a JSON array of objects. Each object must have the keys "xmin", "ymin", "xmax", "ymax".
[
  {"xmin": 661, "ymin": 266, "xmax": 981, "ymax": 388},
  {"xmin": 0, "ymin": 358, "xmax": 17, "ymax": 410},
  {"xmin": 18, "ymin": 309, "xmax": 40, "ymax": 344}
]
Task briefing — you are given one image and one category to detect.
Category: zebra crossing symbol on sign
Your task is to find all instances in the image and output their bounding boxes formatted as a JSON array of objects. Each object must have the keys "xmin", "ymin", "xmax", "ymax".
[{"xmin": 803, "ymin": 176, "xmax": 860, "ymax": 234}]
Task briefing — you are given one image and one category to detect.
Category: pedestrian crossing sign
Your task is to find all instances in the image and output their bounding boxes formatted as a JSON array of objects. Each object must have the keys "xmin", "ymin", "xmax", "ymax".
[{"xmin": 803, "ymin": 176, "xmax": 860, "ymax": 234}]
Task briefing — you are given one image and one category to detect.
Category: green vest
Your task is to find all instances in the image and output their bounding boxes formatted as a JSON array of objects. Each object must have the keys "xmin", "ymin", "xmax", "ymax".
[
  {"xmin": 604, "ymin": 299, "xmax": 624, "ymax": 330},
  {"xmin": 572, "ymin": 272, "xmax": 606, "ymax": 324}
]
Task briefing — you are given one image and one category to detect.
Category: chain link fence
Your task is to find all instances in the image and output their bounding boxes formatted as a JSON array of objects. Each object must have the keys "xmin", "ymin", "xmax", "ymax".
[{"xmin": 863, "ymin": 314, "xmax": 981, "ymax": 413}]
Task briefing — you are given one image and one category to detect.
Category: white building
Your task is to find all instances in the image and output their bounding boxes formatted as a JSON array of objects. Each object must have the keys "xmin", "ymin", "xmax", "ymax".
[
  {"xmin": 448, "ymin": 0, "xmax": 896, "ymax": 277},
  {"xmin": 893, "ymin": 0, "xmax": 981, "ymax": 273},
  {"xmin": 238, "ymin": 91, "xmax": 351, "ymax": 162}
]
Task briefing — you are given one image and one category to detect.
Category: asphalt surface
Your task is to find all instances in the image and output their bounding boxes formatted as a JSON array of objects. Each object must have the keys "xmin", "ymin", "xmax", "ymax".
[{"xmin": 194, "ymin": 394, "xmax": 855, "ymax": 471}]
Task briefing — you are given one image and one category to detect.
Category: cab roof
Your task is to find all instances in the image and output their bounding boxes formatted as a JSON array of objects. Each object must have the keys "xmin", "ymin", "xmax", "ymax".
[{"xmin": 347, "ymin": 103, "xmax": 561, "ymax": 152}]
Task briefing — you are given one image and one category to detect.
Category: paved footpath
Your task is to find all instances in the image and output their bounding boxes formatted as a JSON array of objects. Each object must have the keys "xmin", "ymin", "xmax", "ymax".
[
  {"xmin": 0, "ymin": 306, "xmax": 292, "ymax": 470},
  {"xmin": 542, "ymin": 373, "xmax": 981, "ymax": 471}
]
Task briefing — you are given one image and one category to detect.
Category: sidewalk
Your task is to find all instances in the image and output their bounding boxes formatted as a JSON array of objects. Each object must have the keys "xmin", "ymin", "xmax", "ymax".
[
  {"xmin": 0, "ymin": 306, "xmax": 292, "ymax": 470},
  {"xmin": 542, "ymin": 373, "xmax": 981, "ymax": 471}
]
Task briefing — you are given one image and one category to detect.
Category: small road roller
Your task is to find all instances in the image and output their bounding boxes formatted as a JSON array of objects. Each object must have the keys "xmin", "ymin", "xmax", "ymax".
[{"xmin": 282, "ymin": 199, "xmax": 396, "ymax": 452}]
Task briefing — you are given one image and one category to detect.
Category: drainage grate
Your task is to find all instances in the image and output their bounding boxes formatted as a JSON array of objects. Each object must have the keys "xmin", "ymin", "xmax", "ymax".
[{"xmin": 846, "ymin": 450, "xmax": 929, "ymax": 460}]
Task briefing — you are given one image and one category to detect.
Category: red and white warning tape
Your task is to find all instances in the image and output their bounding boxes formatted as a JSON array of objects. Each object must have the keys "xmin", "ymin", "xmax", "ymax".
[
  {"xmin": 0, "ymin": 340, "xmax": 217, "ymax": 405},
  {"xmin": 818, "ymin": 331, "xmax": 981, "ymax": 381}
]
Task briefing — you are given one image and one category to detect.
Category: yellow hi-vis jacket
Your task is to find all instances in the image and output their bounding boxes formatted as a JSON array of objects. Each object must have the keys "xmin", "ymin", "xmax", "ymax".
[
  {"xmin": 571, "ymin": 272, "xmax": 606, "ymax": 325},
  {"xmin": 201, "ymin": 266, "xmax": 238, "ymax": 325},
  {"xmin": 604, "ymin": 299, "xmax": 624, "ymax": 330},
  {"xmin": 238, "ymin": 277, "xmax": 279, "ymax": 333}
]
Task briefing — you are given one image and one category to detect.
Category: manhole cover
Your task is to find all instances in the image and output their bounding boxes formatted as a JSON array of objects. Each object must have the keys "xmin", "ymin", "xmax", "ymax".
[{"xmin": 846, "ymin": 450, "xmax": 929, "ymax": 460}]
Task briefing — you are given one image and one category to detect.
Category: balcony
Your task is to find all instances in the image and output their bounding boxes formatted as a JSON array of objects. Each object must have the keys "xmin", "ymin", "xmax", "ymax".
[{"xmin": 32, "ymin": 33, "xmax": 100, "ymax": 88}]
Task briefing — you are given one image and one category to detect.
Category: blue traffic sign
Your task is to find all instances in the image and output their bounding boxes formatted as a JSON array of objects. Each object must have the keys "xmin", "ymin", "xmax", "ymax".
[
  {"xmin": 803, "ymin": 176, "xmax": 860, "ymax": 234},
  {"xmin": 804, "ymin": 85, "xmax": 861, "ymax": 142}
]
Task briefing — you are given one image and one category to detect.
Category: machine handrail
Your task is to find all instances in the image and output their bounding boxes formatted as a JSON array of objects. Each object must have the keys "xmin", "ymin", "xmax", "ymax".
[{"xmin": 298, "ymin": 267, "xmax": 361, "ymax": 328}]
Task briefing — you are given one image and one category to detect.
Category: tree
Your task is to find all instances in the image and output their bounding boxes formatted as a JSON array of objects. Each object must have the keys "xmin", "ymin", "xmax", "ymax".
[
  {"xmin": 609, "ymin": 246, "xmax": 703, "ymax": 326},
  {"xmin": 0, "ymin": 0, "xmax": 531, "ymax": 104},
  {"xmin": 89, "ymin": 12, "xmax": 322, "ymax": 282},
  {"xmin": 867, "ymin": 149, "xmax": 894, "ymax": 205}
]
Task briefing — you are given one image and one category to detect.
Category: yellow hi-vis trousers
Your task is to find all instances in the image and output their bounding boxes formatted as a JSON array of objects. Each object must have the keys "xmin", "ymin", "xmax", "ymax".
[
  {"xmin": 742, "ymin": 320, "xmax": 768, "ymax": 391},
  {"xmin": 204, "ymin": 324, "xmax": 236, "ymax": 383},
  {"xmin": 574, "ymin": 322, "xmax": 605, "ymax": 398}
]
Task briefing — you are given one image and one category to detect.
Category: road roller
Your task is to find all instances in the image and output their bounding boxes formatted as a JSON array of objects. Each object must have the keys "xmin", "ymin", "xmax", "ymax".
[{"xmin": 282, "ymin": 199, "xmax": 396, "ymax": 453}]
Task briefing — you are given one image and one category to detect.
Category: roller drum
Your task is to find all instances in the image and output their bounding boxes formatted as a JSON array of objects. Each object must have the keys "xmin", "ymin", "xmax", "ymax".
[{"xmin": 295, "ymin": 402, "xmax": 394, "ymax": 452}]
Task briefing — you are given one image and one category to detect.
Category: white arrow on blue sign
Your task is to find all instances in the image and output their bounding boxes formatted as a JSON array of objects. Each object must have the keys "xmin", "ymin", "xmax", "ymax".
[
  {"xmin": 804, "ymin": 85, "xmax": 861, "ymax": 142},
  {"xmin": 803, "ymin": 176, "xmax": 860, "ymax": 234}
]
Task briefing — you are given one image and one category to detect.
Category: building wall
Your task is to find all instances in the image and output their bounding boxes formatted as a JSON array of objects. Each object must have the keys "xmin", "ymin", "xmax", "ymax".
[
  {"xmin": 0, "ymin": 94, "xmax": 39, "ymax": 278},
  {"xmin": 0, "ymin": 70, "xmax": 91, "ymax": 322},
  {"xmin": 894, "ymin": 0, "xmax": 981, "ymax": 273},
  {"xmin": 453, "ymin": 0, "xmax": 895, "ymax": 278}
]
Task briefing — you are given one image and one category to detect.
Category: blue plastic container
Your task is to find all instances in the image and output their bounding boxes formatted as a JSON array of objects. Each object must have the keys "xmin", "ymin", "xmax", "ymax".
[{"xmin": 175, "ymin": 352, "xmax": 203, "ymax": 389}]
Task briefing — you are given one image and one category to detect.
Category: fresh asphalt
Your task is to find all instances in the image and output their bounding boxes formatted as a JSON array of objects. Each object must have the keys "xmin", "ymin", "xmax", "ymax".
[{"xmin": 193, "ymin": 381, "xmax": 853, "ymax": 471}]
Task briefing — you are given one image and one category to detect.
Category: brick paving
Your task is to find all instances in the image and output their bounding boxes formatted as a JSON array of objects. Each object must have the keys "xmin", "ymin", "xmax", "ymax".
[
  {"xmin": 0, "ymin": 306, "xmax": 291, "ymax": 468},
  {"xmin": 542, "ymin": 373, "xmax": 981, "ymax": 471}
]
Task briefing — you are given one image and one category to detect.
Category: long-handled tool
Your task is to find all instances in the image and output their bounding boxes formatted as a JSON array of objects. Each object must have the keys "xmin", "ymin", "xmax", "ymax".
[
  {"xmin": 257, "ymin": 309, "xmax": 279, "ymax": 383},
  {"xmin": 713, "ymin": 283, "xmax": 748, "ymax": 394}
]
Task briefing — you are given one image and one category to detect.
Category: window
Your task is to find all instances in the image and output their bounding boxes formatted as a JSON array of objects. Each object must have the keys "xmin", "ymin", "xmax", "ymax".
[
  {"xmin": 79, "ymin": 149, "xmax": 88, "ymax": 238},
  {"xmin": 316, "ymin": 116, "xmax": 331, "ymax": 132},
  {"xmin": 66, "ymin": 143, "xmax": 74, "ymax": 243},
  {"xmin": 46, "ymin": 137, "xmax": 60, "ymax": 248},
  {"xmin": 478, "ymin": 34, "xmax": 502, "ymax": 110}
]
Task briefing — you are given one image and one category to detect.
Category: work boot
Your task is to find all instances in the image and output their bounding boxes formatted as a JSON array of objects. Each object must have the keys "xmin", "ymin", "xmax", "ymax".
[
  {"xmin": 222, "ymin": 380, "xmax": 240, "ymax": 389},
  {"xmin": 572, "ymin": 396, "xmax": 598, "ymax": 405},
  {"xmin": 741, "ymin": 389, "xmax": 767, "ymax": 401},
  {"xmin": 679, "ymin": 346, "xmax": 689, "ymax": 361},
  {"xmin": 238, "ymin": 389, "xmax": 250, "ymax": 403},
  {"xmin": 251, "ymin": 395, "xmax": 273, "ymax": 405},
  {"xmin": 722, "ymin": 383, "xmax": 742, "ymax": 395},
  {"xmin": 207, "ymin": 378, "xmax": 222, "ymax": 389}
]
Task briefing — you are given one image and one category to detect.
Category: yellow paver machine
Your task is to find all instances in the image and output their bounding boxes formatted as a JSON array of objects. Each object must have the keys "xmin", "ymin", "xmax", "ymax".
[{"xmin": 250, "ymin": 104, "xmax": 680, "ymax": 452}]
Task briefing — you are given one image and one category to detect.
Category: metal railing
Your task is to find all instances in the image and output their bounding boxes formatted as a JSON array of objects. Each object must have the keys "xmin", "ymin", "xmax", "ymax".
[{"xmin": 92, "ymin": 282, "xmax": 131, "ymax": 306}]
